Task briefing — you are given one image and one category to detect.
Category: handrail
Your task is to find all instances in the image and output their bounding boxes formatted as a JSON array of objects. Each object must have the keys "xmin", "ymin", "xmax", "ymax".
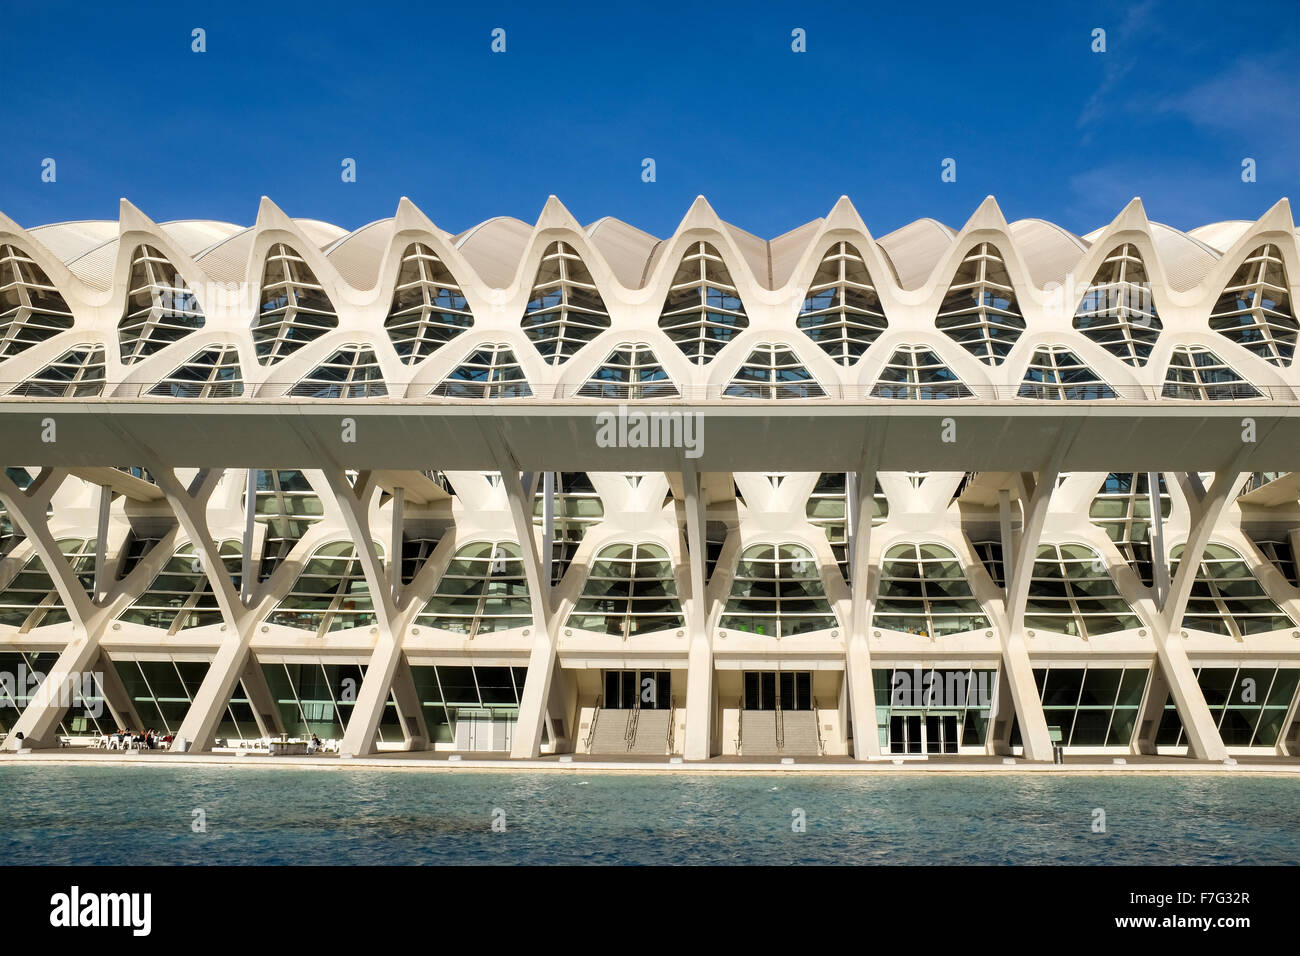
[
  {"xmin": 625, "ymin": 696, "xmax": 641, "ymax": 751},
  {"xmin": 583, "ymin": 695, "xmax": 602, "ymax": 753},
  {"xmin": 811, "ymin": 696, "xmax": 825, "ymax": 757}
]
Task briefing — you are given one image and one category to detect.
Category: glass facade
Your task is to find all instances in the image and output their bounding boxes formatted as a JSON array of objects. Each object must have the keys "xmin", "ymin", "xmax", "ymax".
[
  {"xmin": 873, "ymin": 667, "xmax": 997, "ymax": 753},
  {"xmin": 0, "ymin": 243, "xmax": 74, "ymax": 360},
  {"xmin": 1034, "ymin": 666, "xmax": 1148, "ymax": 748},
  {"xmin": 1157, "ymin": 667, "xmax": 1300, "ymax": 748},
  {"xmin": 266, "ymin": 541, "xmax": 381, "ymax": 634},
  {"xmin": 409, "ymin": 665, "xmax": 527, "ymax": 746},
  {"xmin": 566, "ymin": 542, "xmax": 683, "ymax": 636},
  {"xmin": 0, "ymin": 538, "xmax": 95, "ymax": 629},
  {"xmin": 119, "ymin": 245, "xmax": 205, "ymax": 363},
  {"xmin": 385, "ymin": 242, "xmax": 473, "ymax": 363},
  {"xmin": 1162, "ymin": 345, "xmax": 1261, "ymax": 400},
  {"xmin": 936, "ymin": 243, "xmax": 1025, "ymax": 366},
  {"xmin": 797, "ymin": 242, "xmax": 888, "ymax": 365},
  {"xmin": 290, "ymin": 344, "xmax": 388, "ymax": 398},
  {"xmin": 253, "ymin": 243, "xmax": 338, "ymax": 365},
  {"xmin": 13, "ymin": 344, "xmax": 105, "ymax": 397},
  {"xmin": 1073, "ymin": 243, "xmax": 1162, "ymax": 366},
  {"xmin": 1209, "ymin": 244, "xmax": 1296, "ymax": 367},
  {"xmin": 873, "ymin": 543, "xmax": 990, "ymax": 637},
  {"xmin": 721, "ymin": 544, "xmax": 838, "ymax": 637},
  {"xmin": 261, "ymin": 661, "xmax": 402, "ymax": 742},
  {"xmin": 1171, "ymin": 543, "xmax": 1296, "ymax": 637},
  {"xmin": 118, "ymin": 541, "xmax": 241, "ymax": 631},
  {"xmin": 520, "ymin": 241, "xmax": 610, "ymax": 365},
  {"xmin": 725, "ymin": 343, "xmax": 826, "ymax": 399},
  {"xmin": 579, "ymin": 342, "xmax": 678, "ymax": 399},
  {"xmin": 415, "ymin": 541, "xmax": 532, "ymax": 635},
  {"xmin": 659, "ymin": 241, "xmax": 748, "ymax": 365},
  {"xmin": 1018, "ymin": 346, "xmax": 1116, "ymax": 400}
]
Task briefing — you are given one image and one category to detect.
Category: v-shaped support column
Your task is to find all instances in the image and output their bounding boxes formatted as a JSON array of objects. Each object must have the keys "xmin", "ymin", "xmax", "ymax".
[{"xmin": 0, "ymin": 469, "xmax": 112, "ymax": 749}]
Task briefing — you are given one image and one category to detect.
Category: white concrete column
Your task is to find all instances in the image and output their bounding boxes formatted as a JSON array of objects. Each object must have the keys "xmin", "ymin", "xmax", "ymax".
[
  {"xmin": 240, "ymin": 468, "xmax": 257, "ymax": 605},
  {"xmin": 681, "ymin": 460, "xmax": 713, "ymax": 760},
  {"xmin": 846, "ymin": 452, "xmax": 881, "ymax": 759},
  {"xmin": 1148, "ymin": 472, "xmax": 1169, "ymax": 605},
  {"xmin": 93, "ymin": 484, "xmax": 111, "ymax": 603},
  {"xmin": 389, "ymin": 657, "xmax": 430, "ymax": 750}
]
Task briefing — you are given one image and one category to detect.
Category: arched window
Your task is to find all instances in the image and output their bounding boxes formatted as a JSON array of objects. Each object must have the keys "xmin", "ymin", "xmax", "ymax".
[
  {"xmin": 1162, "ymin": 346, "xmax": 1260, "ymax": 400},
  {"xmin": 1073, "ymin": 244, "xmax": 1162, "ymax": 366},
  {"xmin": 119, "ymin": 245, "xmax": 205, "ymax": 363},
  {"xmin": 658, "ymin": 242, "xmax": 748, "ymax": 365},
  {"xmin": 936, "ymin": 243, "xmax": 1025, "ymax": 365},
  {"xmin": 0, "ymin": 538, "xmax": 95, "ymax": 629},
  {"xmin": 290, "ymin": 345, "xmax": 387, "ymax": 398},
  {"xmin": 431, "ymin": 343, "xmax": 531, "ymax": 398},
  {"xmin": 521, "ymin": 242, "xmax": 610, "ymax": 365},
  {"xmin": 1171, "ymin": 543, "xmax": 1295, "ymax": 637},
  {"xmin": 416, "ymin": 541, "xmax": 532, "ymax": 636},
  {"xmin": 119, "ymin": 541, "xmax": 241, "ymax": 631},
  {"xmin": 1024, "ymin": 544, "xmax": 1141, "ymax": 637},
  {"xmin": 1210, "ymin": 244, "xmax": 1296, "ymax": 366},
  {"xmin": 874, "ymin": 543, "xmax": 989, "ymax": 637},
  {"xmin": 797, "ymin": 242, "xmax": 887, "ymax": 365},
  {"xmin": 725, "ymin": 343, "xmax": 826, "ymax": 399},
  {"xmin": 254, "ymin": 244, "xmax": 338, "ymax": 365},
  {"xmin": 1018, "ymin": 346, "xmax": 1115, "ymax": 400},
  {"xmin": 0, "ymin": 244, "xmax": 74, "ymax": 359},
  {"xmin": 1088, "ymin": 473, "xmax": 1171, "ymax": 587},
  {"xmin": 149, "ymin": 345, "xmax": 243, "ymax": 398},
  {"xmin": 871, "ymin": 345, "xmax": 972, "ymax": 399},
  {"xmin": 566, "ymin": 543, "xmax": 683, "ymax": 636},
  {"xmin": 721, "ymin": 544, "xmax": 837, "ymax": 637},
  {"xmin": 267, "ymin": 541, "xmax": 381, "ymax": 634},
  {"xmin": 12, "ymin": 344, "xmax": 105, "ymax": 397},
  {"xmin": 385, "ymin": 242, "xmax": 472, "ymax": 363},
  {"xmin": 579, "ymin": 343, "xmax": 677, "ymax": 399}
]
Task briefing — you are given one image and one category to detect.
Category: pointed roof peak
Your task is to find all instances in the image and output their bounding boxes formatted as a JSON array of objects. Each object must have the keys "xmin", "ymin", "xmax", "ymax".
[
  {"xmin": 962, "ymin": 195, "xmax": 1008, "ymax": 233},
  {"xmin": 118, "ymin": 197, "xmax": 157, "ymax": 233}
]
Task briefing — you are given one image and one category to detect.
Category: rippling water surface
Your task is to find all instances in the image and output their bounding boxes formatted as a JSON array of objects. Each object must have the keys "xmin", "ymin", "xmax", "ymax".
[{"xmin": 2, "ymin": 766, "xmax": 1296, "ymax": 865}]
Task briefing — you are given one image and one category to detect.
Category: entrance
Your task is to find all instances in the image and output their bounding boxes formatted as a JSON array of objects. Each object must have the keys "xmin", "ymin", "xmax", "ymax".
[
  {"xmin": 889, "ymin": 711, "xmax": 960, "ymax": 754},
  {"xmin": 743, "ymin": 672, "xmax": 813, "ymax": 711},
  {"xmin": 604, "ymin": 670, "xmax": 671, "ymax": 710}
]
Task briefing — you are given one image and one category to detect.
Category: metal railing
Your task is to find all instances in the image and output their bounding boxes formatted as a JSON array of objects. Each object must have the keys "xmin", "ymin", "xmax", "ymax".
[
  {"xmin": 4, "ymin": 381, "xmax": 1295, "ymax": 403},
  {"xmin": 735, "ymin": 699, "xmax": 744, "ymax": 756},
  {"xmin": 624, "ymin": 697, "xmax": 641, "ymax": 752},
  {"xmin": 811, "ymin": 697, "xmax": 825, "ymax": 757},
  {"xmin": 583, "ymin": 695, "xmax": 602, "ymax": 753}
]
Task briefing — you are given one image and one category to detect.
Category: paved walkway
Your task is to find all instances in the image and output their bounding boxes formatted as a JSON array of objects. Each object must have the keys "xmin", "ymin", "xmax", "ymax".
[{"xmin": 3, "ymin": 747, "xmax": 1297, "ymax": 775}]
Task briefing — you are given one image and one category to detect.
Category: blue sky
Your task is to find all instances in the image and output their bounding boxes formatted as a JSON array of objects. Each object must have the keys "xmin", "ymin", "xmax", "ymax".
[{"xmin": 1, "ymin": 0, "xmax": 1297, "ymax": 239}]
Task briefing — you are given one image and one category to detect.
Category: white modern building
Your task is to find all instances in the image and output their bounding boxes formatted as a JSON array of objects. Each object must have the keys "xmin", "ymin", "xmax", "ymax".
[{"xmin": 1, "ymin": 194, "xmax": 1299, "ymax": 763}]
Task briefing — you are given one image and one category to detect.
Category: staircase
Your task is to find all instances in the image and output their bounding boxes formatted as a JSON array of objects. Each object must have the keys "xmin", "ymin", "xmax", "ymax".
[
  {"xmin": 586, "ymin": 708, "xmax": 673, "ymax": 755},
  {"xmin": 738, "ymin": 710, "xmax": 821, "ymax": 757},
  {"xmin": 779, "ymin": 711, "xmax": 822, "ymax": 756},
  {"xmin": 629, "ymin": 710, "xmax": 671, "ymax": 754},
  {"xmin": 740, "ymin": 711, "xmax": 779, "ymax": 755}
]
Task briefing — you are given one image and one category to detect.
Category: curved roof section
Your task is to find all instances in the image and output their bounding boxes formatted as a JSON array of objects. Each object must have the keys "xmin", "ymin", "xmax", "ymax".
[
  {"xmin": 770, "ymin": 220, "xmax": 824, "ymax": 289},
  {"xmin": 454, "ymin": 217, "xmax": 533, "ymax": 288},
  {"xmin": 1187, "ymin": 221, "xmax": 1254, "ymax": 253},
  {"xmin": 1009, "ymin": 219, "xmax": 1088, "ymax": 288},
  {"xmin": 24, "ymin": 221, "xmax": 119, "ymax": 264},
  {"xmin": 1149, "ymin": 222, "xmax": 1221, "ymax": 292},
  {"xmin": 586, "ymin": 217, "xmax": 661, "ymax": 288},
  {"xmin": 325, "ymin": 218, "xmax": 394, "ymax": 291},
  {"xmin": 875, "ymin": 218, "xmax": 954, "ymax": 290}
]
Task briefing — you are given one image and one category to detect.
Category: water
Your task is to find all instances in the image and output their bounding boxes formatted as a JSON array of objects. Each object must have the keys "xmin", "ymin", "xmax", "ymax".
[{"xmin": 2, "ymin": 765, "xmax": 1296, "ymax": 865}]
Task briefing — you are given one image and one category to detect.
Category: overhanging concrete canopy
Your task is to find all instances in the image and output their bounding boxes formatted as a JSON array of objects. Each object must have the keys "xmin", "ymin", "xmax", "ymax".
[{"xmin": 2, "ymin": 400, "xmax": 1298, "ymax": 472}]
